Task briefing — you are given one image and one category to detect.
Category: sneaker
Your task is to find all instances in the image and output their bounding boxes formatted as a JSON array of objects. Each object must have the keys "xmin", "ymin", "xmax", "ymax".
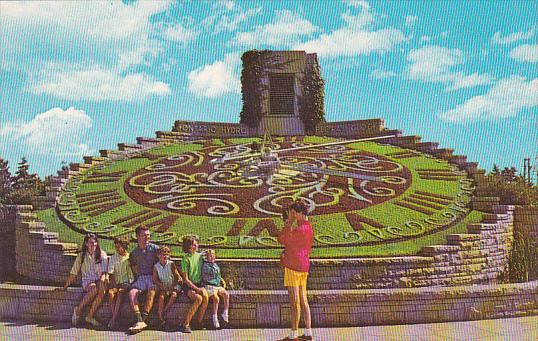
[
  {"xmin": 71, "ymin": 307, "xmax": 79, "ymax": 326},
  {"xmin": 277, "ymin": 338, "xmax": 299, "ymax": 341},
  {"xmin": 179, "ymin": 324, "xmax": 192, "ymax": 333},
  {"xmin": 85, "ymin": 317, "xmax": 102, "ymax": 327},
  {"xmin": 107, "ymin": 320, "xmax": 115, "ymax": 329},
  {"xmin": 129, "ymin": 321, "xmax": 148, "ymax": 332},
  {"xmin": 211, "ymin": 316, "xmax": 221, "ymax": 330},
  {"xmin": 191, "ymin": 321, "xmax": 206, "ymax": 330},
  {"xmin": 300, "ymin": 336, "xmax": 313, "ymax": 341}
]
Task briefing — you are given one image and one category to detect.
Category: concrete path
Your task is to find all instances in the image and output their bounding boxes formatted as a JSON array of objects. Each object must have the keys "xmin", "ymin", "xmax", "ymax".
[{"xmin": 1, "ymin": 316, "xmax": 537, "ymax": 341}]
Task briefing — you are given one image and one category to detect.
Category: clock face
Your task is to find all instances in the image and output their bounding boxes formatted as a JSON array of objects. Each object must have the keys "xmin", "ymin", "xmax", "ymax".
[
  {"xmin": 55, "ymin": 136, "xmax": 476, "ymax": 257},
  {"xmin": 124, "ymin": 142, "xmax": 412, "ymax": 218}
]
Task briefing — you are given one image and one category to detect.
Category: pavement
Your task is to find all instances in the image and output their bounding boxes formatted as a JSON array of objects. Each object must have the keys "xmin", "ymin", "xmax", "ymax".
[{"xmin": 1, "ymin": 316, "xmax": 537, "ymax": 341}]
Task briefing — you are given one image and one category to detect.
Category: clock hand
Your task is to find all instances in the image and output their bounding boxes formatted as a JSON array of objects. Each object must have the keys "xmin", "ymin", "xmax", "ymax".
[
  {"xmin": 210, "ymin": 135, "xmax": 397, "ymax": 164},
  {"xmin": 280, "ymin": 163, "xmax": 379, "ymax": 181}
]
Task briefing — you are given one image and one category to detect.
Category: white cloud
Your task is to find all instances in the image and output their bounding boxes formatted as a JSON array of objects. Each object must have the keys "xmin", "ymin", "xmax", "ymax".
[
  {"xmin": 344, "ymin": 0, "xmax": 370, "ymax": 9},
  {"xmin": 405, "ymin": 15, "xmax": 418, "ymax": 27},
  {"xmin": 492, "ymin": 27, "xmax": 535, "ymax": 45},
  {"xmin": 31, "ymin": 66, "xmax": 171, "ymax": 101},
  {"xmin": 1, "ymin": 1, "xmax": 170, "ymax": 40},
  {"xmin": 118, "ymin": 38, "xmax": 164, "ymax": 71},
  {"xmin": 420, "ymin": 35, "xmax": 431, "ymax": 43},
  {"xmin": 0, "ymin": 107, "xmax": 94, "ymax": 156},
  {"xmin": 294, "ymin": 4, "xmax": 405, "ymax": 58},
  {"xmin": 440, "ymin": 76, "xmax": 538, "ymax": 123},
  {"xmin": 509, "ymin": 44, "xmax": 538, "ymax": 63},
  {"xmin": 407, "ymin": 45, "xmax": 493, "ymax": 91},
  {"xmin": 1, "ymin": 2, "xmax": 171, "ymax": 71},
  {"xmin": 187, "ymin": 54, "xmax": 241, "ymax": 98},
  {"xmin": 234, "ymin": 10, "xmax": 317, "ymax": 47},
  {"xmin": 370, "ymin": 69, "xmax": 397, "ymax": 80},
  {"xmin": 163, "ymin": 23, "xmax": 198, "ymax": 43},
  {"xmin": 202, "ymin": 1, "xmax": 261, "ymax": 34}
]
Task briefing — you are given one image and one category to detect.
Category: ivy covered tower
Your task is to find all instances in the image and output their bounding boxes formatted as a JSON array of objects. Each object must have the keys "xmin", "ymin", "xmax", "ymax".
[{"xmin": 240, "ymin": 50, "xmax": 325, "ymax": 136}]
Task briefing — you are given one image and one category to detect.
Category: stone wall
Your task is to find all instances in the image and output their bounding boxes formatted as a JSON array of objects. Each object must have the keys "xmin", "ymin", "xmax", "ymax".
[
  {"xmin": 0, "ymin": 206, "xmax": 17, "ymax": 281},
  {"xmin": 1, "ymin": 281, "xmax": 536, "ymax": 327},
  {"xmin": 4, "ymin": 121, "xmax": 516, "ymax": 289},
  {"xmin": 11, "ymin": 203, "xmax": 515, "ymax": 290}
]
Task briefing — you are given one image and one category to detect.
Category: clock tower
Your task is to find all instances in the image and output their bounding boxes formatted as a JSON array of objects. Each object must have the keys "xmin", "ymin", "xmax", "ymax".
[{"xmin": 240, "ymin": 50, "xmax": 325, "ymax": 136}]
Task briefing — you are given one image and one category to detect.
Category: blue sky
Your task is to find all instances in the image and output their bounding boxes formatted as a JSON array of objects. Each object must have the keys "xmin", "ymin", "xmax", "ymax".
[{"xmin": 1, "ymin": 0, "xmax": 537, "ymax": 179}]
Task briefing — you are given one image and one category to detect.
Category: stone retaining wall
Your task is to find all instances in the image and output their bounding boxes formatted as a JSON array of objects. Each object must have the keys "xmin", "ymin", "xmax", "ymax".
[
  {"xmin": 0, "ymin": 206, "xmax": 16, "ymax": 281},
  {"xmin": 1, "ymin": 281, "xmax": 536, "ymax": 327},
  {"xmin": 9, "ymin": 203, "xmax": 515, "ymax": 289},
  {"xmin": 2, "ymin": 121, "xmax": 517, "ymax": 289}
]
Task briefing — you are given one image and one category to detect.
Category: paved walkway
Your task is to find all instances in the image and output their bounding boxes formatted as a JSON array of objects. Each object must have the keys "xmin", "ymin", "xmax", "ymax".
[{"xmin": 1, "ymin": 316, "xmax": 537, "ymax": 341}]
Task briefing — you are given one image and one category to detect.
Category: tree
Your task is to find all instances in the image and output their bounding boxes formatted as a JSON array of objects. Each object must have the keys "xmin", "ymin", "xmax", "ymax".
[
  {"xmin": 299, "ymin": 57, "xmax": 326, "ymax": 133},
  {"xmin": 13, "ymin": 157, "xmax": 31, "ymax": 190},
  {"xmin": 5, "ymin": 157, "xmax": 44, "ymax": 204},
  {"xmin": 501, "ymin": 166, "xmax": 517, "ymax": 182},
  {"xmin": 0, "ymin": 158, "xmax": 12, "ymax": 204}
]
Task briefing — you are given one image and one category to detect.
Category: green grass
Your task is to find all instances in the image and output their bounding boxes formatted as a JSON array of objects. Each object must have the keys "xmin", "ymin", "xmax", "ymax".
[{"xmin": 36, "ymin": 137, "xmax": 483, "ymax": 259}]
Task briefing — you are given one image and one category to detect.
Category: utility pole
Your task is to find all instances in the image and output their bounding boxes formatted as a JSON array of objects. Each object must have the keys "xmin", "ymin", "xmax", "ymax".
[{"xmin": 524, "ymin": 158, "xmax": 531, "ymax": 185}]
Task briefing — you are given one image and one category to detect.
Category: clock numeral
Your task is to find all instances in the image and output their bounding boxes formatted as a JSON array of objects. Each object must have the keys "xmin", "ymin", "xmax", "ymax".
[
  {"xmin": 112, "ymin": 209, "xmax": 160, "ymax": 227},
  {"xmin": 83, "ymin": 171, "xmax": 126, "ymax": 184},
  {"xmin": 78, "ymin": 190, "xmax": 126, "ymax": 216},
  {"xmin": 111, "ymin": 210, "xmax": 178, "ymax": 233},
  {"xmin": 345, "ymin": 213, "xmax": 389, "ymax": 240},
  {"xmin": 226, "ymin": 219, "xmax": 279, "ymax": 237},
  {"xmin": 227, "ymin": 219, "xmax": 245, "ymax": 236},
  {"xmin": 394, "ymin": 190, "xmax": 453, "ymax": 215},
  {"xmin": 386, "ymin": 150, "xmax": 421, "ymax": 159},
  {"xmin": 417, "ymin": 168, "xmax": 459, "ymax": 181}
]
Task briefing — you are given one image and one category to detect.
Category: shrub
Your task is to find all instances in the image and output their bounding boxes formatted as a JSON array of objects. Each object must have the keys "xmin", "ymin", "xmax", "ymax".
[
  {"xmin": 477, "ymin": 175, "xmax": 538, "ymax": 206},
  {"xmin": 508, "ymin": 228, "xmax": 538, "ymax": 282}
]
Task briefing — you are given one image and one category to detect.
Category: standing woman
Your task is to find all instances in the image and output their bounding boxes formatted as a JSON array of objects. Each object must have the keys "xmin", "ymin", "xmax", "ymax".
[
  {"xmin": 277, "ymin": 200, "xmax": 314, "ymax": 341},
  {"xmin": 58, "ymin": 233, "xmax": 108, "ymax": 327}
]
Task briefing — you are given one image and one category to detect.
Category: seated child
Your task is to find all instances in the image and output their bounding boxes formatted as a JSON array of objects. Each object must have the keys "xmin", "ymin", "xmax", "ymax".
[
  {"xmin": 179, "ymin": 236, "xmax": 209, "ymax": 333},
  {"xmin": 57, "ymin": 233, "xmax": 108, "ymax": 328},
  {"xmin": 202, "ymin": 249, "xmax": 230, "ymax": 329},
  {"xmin": 152, "ymin": 246, "xmax": 182, "ymax": 326},
  {"xmin": 106, "ymin": 237, "xmax": 134, "ymax": 329}
]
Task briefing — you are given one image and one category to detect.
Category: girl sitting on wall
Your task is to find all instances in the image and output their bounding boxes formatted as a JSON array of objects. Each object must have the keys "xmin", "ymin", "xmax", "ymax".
[
  {"xmin": 106, "ymin": 237, "xmax": 134, "ymax": 329},
  {"xmin": 57, "ymin": 233, "xmax": 108, "ymax": 328}
]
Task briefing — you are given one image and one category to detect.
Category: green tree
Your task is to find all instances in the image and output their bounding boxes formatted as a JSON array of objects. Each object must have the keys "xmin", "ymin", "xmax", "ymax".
[
  {"xmin": 5, "ymin": 157, "xmax": 44, "ymax": 204},
  {"xmin": 299, "ymin": 57, "xmax": 325, "ymax": 133},
  {"xmin": 501, "ymin": 166, "xmax": 517, "ymax": 182},
  {"xmin": 509, "ymin": 228, "xmax": 538, "ymax": 282},
  {"xmin": 0, "ymin": 158, "xmax": 12, "ymax": 204}
]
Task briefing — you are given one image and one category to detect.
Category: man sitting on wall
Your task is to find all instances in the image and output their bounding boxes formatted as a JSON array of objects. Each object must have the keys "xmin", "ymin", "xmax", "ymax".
[{"xmin": 127, "ymin": 226, "xmax": 159, "ymax": 333}]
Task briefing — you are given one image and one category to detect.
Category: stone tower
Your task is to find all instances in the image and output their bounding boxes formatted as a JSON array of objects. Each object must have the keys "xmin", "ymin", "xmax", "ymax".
[{"xmin": 240, "ymin": 50, "xmax": 324, "ymax": 136}]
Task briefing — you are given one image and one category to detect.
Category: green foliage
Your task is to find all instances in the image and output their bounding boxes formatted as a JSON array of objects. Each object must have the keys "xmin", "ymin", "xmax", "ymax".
[
  {"xmin": 508, "ymin": 228, "xmax": 538, "ymax": 282},
  {"xmin": 299, "ymin": 57, "xmax": 325, "ymax": 133},
  {"xmin": 478, "ymin": 174, "xmax": 538, "ymax": 205},
  {"xmin": 2, "ymin": 157, "xmax": 45, "ymax": 205},
  {"xmin": 500, "ymin": 166, "xmax": 517, "ymax": 182},
  {"xmin": 0, "ymin": 158, "xmax": 12, "ymax": 204},
  {"xmin": 240, "ymin": 50, "xmax": 268, "ymax": 127}
]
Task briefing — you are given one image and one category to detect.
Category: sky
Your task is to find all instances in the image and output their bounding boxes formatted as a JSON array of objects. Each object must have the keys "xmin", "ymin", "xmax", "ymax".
[{"xmin": 1, "ymin": 0, "xmax": 537, "ymax": 180}]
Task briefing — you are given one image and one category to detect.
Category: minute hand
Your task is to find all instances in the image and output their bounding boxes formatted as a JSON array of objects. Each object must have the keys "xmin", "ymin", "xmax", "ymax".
[{"xmin": 280, "ymin": 163, "xmax": 379, "ymax": 181}]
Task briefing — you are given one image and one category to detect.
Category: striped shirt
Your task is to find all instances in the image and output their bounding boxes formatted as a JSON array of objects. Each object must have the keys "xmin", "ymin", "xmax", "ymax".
[
  {"xmin": 154, "ymin": 260, "xmax": 178, "ymax": 290},
  {"xmin": 70, "ymin": 250, "xmax": 108, "ymax": 288},
  {"xmin": 107, "ymin": 253, "xmax": 134, "ymax": 286}
]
